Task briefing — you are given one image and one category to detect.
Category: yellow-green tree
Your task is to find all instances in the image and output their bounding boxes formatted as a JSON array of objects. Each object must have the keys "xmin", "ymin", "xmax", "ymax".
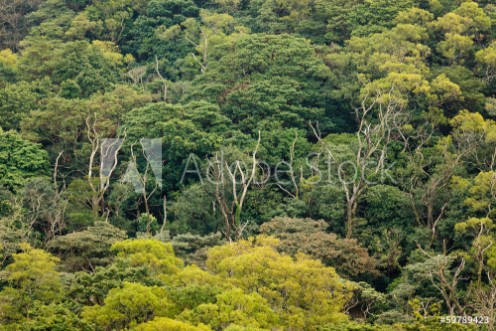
[
  {"xmin": 205, "ymin": 236, "xmax": 352, "ymax": 330},
  {"xmin": 111, "ymin": 239, "xmax": 184, "ymax": 277},
  {"xmin": 179, "ymin": 288, "xmax": 279, "ymax": 330},
  {"xmin": 0, "ymin": 243, "xmax": 62, "ymax": 322},
  {"xmin": 465, "ymin": 171, "xmax": 496, "ymax": 218},
  {"xmin": 450, "ymin": 110, "xmax": 496, "ymax": 171},
  {"xmin": 134, "ymin": 317, "xmax": 212, "ymax": 331},
  {"xmin": 82, "ymin": 282, "xmax": 171, "ymax": 331}
]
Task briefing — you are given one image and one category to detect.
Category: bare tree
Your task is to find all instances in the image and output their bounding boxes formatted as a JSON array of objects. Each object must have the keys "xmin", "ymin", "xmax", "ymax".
[
  {"xmin": 311, "ymin": 85, "xmax": 406, "ymax": 238},
  {"xmin": 415, "ymin": 245, "xmax": 466, "ymax": 315},
  {"xmin": 86, "ymin": 114, "xmax": 125, "ymax": 219},
  {"xmin": 127, "ymin": 140, "xmax": 161, "ymax": 215},
  {"xmin": 154, "ymin": 55, "xmax": 168, "ymax": 102},
  {"xmin": 48, "ymin": 151, "xmax": 67, "ymax": 240},
  {"xmin": 406, "ymin": 143, "xmax": 464, "ymax": 246},
  {"xmin": 184, "ymin": 29, "xmax": 208, "ymax": 73},
  {"xmin": 345, "ymin": 281, "xmax": 387, "ymax": 319},
  {"xmin": 212, "ymin": 131, "xmax": 261, "ymax": 242},
  {"xmin": 457, "ymin": 217, "xmax": 494, "ymax": 287},
  {"xmin": 160, "ymin": 194, "xmax": 167, "ymax": 235},
  {"xmin": 19, "ymin": 152, "xmax": 68, "ymax": 243},
  {"xmin": 0, "ymin": 200, "xmax": 31, "ymax": 264},
  {"xmin": 127, "ymin": 66, "xmax": 146, "ymax": 90},
  {"xmin": 468, "ymin": 273, "xmax": 496, "ymax": 331},
  {"xmin": 92, "ymin": 0, "xmax": 129, "ymax": 43},
  {"xmin": 276, "ymin": 131, "xmax": 300, "ymax": 199},
  {"xmin": 450, "ymin": 114, "xmax": 496, "ymax": 172},
  {"xmin": 0, "ymin": 0, "xmax": 43, "ymax": 50}
]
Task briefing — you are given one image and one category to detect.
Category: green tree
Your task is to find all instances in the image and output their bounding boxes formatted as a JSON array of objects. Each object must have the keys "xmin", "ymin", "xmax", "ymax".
[
  {"xmin": 260, "ymin": 217, "xmax": 377, "ymax": 278},
  {"xmin": 0, "ymin": 81, "xmax": 39, "ymax": 131},
  {"xmin": 187, "ymin": 33, "xmax": 338, "ymax": 134},
  {"xmin": 122, "ymin": 0, "xmax": 200, "ymax": 63},
  {"xmin": 48, "ymin": 221, "xmax": 127, "ymax": 272},
  {"xmin": 18, "ymin": 38, "xmax": 121, "ymax": 96},
  {"xmin": 172, "ymin": 232, "xmax": 224, "ymax": 267},
  {"xmin": 0, "ymin": 129, "xmax": 48, "ymax": 192},
  {"xmin": 347, "ymin": 0, "xmax": 416, "ymax": 37},
  {"xmin": 122, "ymin": 101, "xmax": 227, "ymax": 191},
  {"xmin": 67, "ymin": 260, "xmax": 162, "ymax": 306},
  {"xmin": 27, "ymin": 0, "xmax": 76, "ymax": 39}
]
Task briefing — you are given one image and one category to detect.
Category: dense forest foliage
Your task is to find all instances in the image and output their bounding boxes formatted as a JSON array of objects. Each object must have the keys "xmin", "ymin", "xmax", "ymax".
[{"xmin": 0, "ymin": 0, "xmax": 496, "ymax": 329}]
